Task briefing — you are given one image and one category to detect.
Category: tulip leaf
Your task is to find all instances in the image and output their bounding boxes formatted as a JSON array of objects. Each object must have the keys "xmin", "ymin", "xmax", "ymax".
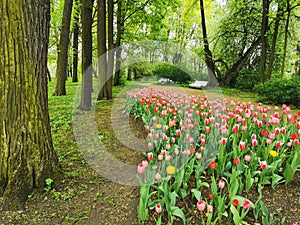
[
  {"xmin": 171, "ymin": 206, "xmax": 186, "ymax": 225},
  {"xmin": 284, "ymin": 163, "xmax": 294, "ymax": 184},
  {"xmin": 191, "ymin": 189, "xmax": 202, "ymax": 201}
]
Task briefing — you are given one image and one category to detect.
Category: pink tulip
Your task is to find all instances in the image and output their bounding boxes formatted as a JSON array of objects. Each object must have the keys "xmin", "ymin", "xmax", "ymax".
[
  {"xmin": 207, "ymin": 205, "xmax": 213, "ymax": 213},
  {"xmin": 137, "ymin": 163, "xmax": 145, "ymax": 174},
  {"xmin": 166, "ymin": 143, "xmax": 171, "ymax": 150},
  {"xmin": 148, "ymin": 142, "xmax": 153, "ymax": 149},
  {"xmin": 294, "ymin": 139, "xmax": 299, "ymax": 145},
  {"xmin": 196, "ymin": 152, "xmax": 202, "ymax": 160},
  {"xmin": 239, "ymin": 141, "xmax": 246, "ymax": 150},
  {"xmin": 197, "ymin": 200, "xmax": 206, "ymax": 211},
  {"xmin": 154, "ymin": 172, "xmax": 161, "ymax": 181},
  {"xmin": 275, "ymin": 141, "xmax": 282, "ymax": 148},
  {"xmin": 148, "ymin": 152, "xmax": 153, "ymax": 161},
  {"xmin": 221, "ymin": 137, "xmax": 227, "ymax": 145},
  {"xmin": 244, "ymin": 154, "xmax": 251, "ymax": 162},
  {"xmin": 252, "ymin": 139, "xmax": 258, "ymax": 147},
  {"xmin": 242, "ymin": 200, "xmax": 252, "ymax": 209},
  {"xmin": 158, "ymin": 154, "xmax": 163, "ymax": 161},
  {"xmin": 218, "ymin": 180, "xmax": 225, "ymax": 189},
  {"xmin": 260, "ymin": 161, "xmax": 267, "ymax": 170},
  {"xmin": 165, "ymin": 154, "xmax": 171, "ymax": 161},
  {"xmin": 176, "ymin": 129, "xmax": 181, "ymax": 136},
  {"xmin": 205, "ymin": 126, "xmax": 210, "ymax": 133},
  {"xmin": 155, "ymin": 204, "xmax": 162, "ymax": 214},
  {"xmin": 142, "ymin": 160, "xmax": 148, "ymax": 168}
]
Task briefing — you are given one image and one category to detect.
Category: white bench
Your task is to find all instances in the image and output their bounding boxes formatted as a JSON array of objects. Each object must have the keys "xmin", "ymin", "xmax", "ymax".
[{"xmin": 189, "ymin": 81, "xmax": 208, "ymax": 89}]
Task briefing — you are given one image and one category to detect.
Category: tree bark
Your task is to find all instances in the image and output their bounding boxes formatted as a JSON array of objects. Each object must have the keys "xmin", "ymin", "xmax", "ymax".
[
  {"xmin": 106, "ymin": 0, "xmax": 114, "ymax": 99},
  {"xmin": 0, "ymin": 0, "xmax": 59, "ymax": 210},
  {"xmin": 280, "ymin": 0, "xmax": 291, "ymax": 79},
  {"xmin": 53, "ymin": 0, "xmax": 74, "ymax": 95},
  {"xmin": 267, "ymin": 3, "xmax": 282, "ymax": 80},
  {"xmin": 220, "ymin": 37, "xmax": 262, "ymax": 86},
  {"xmin": 114, "ymin": 0, "xmax": 123, "ymax": 86},
  {"xmin": 199, "ymin": 0, "xmax": 218, "ymax": 87},
  {"xmin": 72, "ymin": 0, "xmax": 81, "ymax": 83},
  {"xmin": 260, "ymin": 0, "xmax": 269, "ymax": 83},
  {"xmin": 80, "ymin": 0, "xmax": 94, "ymax": 110},
  {"xmin": 97, "ymin": 0, "xmax": 107, "ymax": 100}
]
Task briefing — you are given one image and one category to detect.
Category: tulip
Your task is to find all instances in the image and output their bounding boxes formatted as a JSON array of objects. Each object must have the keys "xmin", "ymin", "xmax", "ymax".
[
  {"xmin": 147, "ymin": 152, "xmax": 153, "ymax": 161},
  {"xmin": 252, "ymin": 139, "xmax": 258, "ymax": 147},
  {"xmin": 218, "ymin": 180, "xmax": 225, "ymax": 189},
  {"xmin": 294, "ymin": 139, "xmax": 299, "ymax": 145},
  {"xmin": 166, "ymin": 143, "xmax": 171, "ymax": 150},
  {"xmin": 158, "ymin": 154, "xmax": 163, "ymax": 161},
  {"xmin": 137, "ymin": 163, "xmax": 145, "ymax": 174},
  {"xmin": 154, "ymin": 172, "xmax": 161, "ymax": 181},
  {"xmin": 259, "ymin": 161, "xmax": 267, "ymax": 170},
  {"xmin": 196, "ymin": 152, "xmax": 202, "ymax": 160},
  {"xmin": 242, "ymin": 200, "xmax": 252, "ymax": 209},
  {"xmin": 207, "ymin": 205, "xmax": 213, "ymax": 213},
  {"xmin": 208, "ymin": 193, "xmax": 213, "ymax": 199},
  {"xmin": 147, "ymin": 142, "xmax": 153, "ymax": 149},
  {"xmin": 209, "ymin": 161, "xmax": 217, "ymax": 170},
  {"xmin": 221, "ymin": 137, "xmax": 227, "ymax": 145},
  {"xmin": 165, "ymin": 154, "xmax": 171, "ymax": 161},
  {"xmin": 244, "ymin": 154, "xmax": 251, "ymax": 162},
  {"xmin": 239, "ymin": 141, "xmax": 246, "ymax": 150},
  {"xmin": 155, "ymin": 204, "xmax": 162, "ymax": 214},
  {"xmin": 233, "ymin": 158, "xmax": 240, "ymax": 165},
  {"xmin": 197, "ymin": 200, "xmax": 206, "ymax": 211},
  {"xmin": 232, "ymin": 199, "xmax": 239, "ymax": 207}
]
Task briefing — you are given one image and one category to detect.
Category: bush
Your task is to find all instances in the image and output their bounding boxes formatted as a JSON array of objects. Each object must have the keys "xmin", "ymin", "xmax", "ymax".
[
  {"xmin": 152, "ymin": 63, "xmax": 192, "ymax": 84},
  {"xmin": 234, "ymin": 72, "xmax": 261, "ymax": 90},
  {"xmin": 253, "ymin": 76, "xmax": 300, "ymax": 107}
]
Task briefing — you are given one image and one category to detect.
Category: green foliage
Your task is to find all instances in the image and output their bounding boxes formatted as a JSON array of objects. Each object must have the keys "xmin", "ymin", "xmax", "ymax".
[
  {"xmin": 233, "ymin": 71, "xmax": 261, "ymax": 90},
  {"xmin": 254, "ymin": 76, "xmax": 300, "ymax": 107},
  {"xmin": 152, "ymin": 63, "xmax": 192, "ymax": 84}
]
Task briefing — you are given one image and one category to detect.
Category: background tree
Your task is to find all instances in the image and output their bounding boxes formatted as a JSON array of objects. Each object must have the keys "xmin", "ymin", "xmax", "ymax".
[
  {"xmin": 72, "ymin": 0, "xmax": 81, "ymax": 83},
  {"xmin": 53, "ymin": 0, "xmax": 74, "ymax": 95},
  {"xmin": 0, "ymin": 0, "xmax": 59, "ymax": 210},
  {"xmin": 80, "ymin": 0, "xmax": 94, "ymax": 110}
]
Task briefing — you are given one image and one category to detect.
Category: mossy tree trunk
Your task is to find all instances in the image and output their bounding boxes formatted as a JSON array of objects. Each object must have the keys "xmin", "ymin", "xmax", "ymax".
[
  {"xmin": 72, "ymin": 0, "xmax": 81, "ymax": 83},
  {"xmin": 0, "ymin": 0, "xmax": 59, "ymax": 210}
]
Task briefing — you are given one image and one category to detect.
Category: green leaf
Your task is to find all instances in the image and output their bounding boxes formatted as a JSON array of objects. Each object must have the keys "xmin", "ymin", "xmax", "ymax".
[
  {"xmin": 230, "ymin": 205, "xmax": 242, "ymax": 225},
  {"xmin": 191, "ymin": 189, "xmax": 202, "ymax": 201},
  {"xmin": 284, "ymin": 163, "xmax": 295, "ymax": 183},
  {"xmin": 271, "ymin": 174, "xmax": 283, "ymax": 189},
  {"xmin": 171, "ymin": 206, "xmax": 186, "ymax": 225}
]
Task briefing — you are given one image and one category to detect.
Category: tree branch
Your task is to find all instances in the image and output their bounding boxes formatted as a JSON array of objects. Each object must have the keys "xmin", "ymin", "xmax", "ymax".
[{"xmin": 122, "ymin": 0, "xmax": 151, "ymax": 23}]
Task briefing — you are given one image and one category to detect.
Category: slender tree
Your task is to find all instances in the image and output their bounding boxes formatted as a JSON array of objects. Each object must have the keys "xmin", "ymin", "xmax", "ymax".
[
  {"xmin": 280, "ymin": 0, "xmax": 291, "ymax": 79},
  {"xmin": 106, "ymin": 0, "xmax": 114, "ymax": 99},
  {"xmin": 260, "ymin": 0, "xmax": 270, "ymax": 83},
  {"xmin": 80, "ymin": 0, "xmax": 94, "ymax": 110},
  {"xmin": 53, "ymin": 0, "xmax": 74, "ymax": 95},
  {"xmin": 72, "ymin": 0, "xmax": 81, "ymax": 83},
  {"xmin": 0, "ymin": 0, "xmax": 59, "ymax": 210},
  {"xmin": 114, "ymin": 0, "xmax": 123, "ymax": 86},
  {"xmin": 267, "ymin": 2, "xmax": 283, "ymax": 80},
  {"xmin": 97, "ymin": 0, "xmax": 107, "ymax": 100},
  {"xmin": 199, "ymin": 0, "xmax": 218, "ymax": 87}
]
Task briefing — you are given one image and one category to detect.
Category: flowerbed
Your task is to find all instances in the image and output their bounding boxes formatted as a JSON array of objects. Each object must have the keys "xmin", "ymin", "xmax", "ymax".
[{"xmin": 125, "ymin": 87, "xmax": 300, "ymax": 225}]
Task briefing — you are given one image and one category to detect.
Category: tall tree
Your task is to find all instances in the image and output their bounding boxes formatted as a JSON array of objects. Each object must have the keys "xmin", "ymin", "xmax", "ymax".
[
  {"xmin": 260, "ymin": 0, "xmax": 270, "ymax": 83},
  {"xmin": 106, "ymin": 0, "xmax": 114, "ymax": 99},
  {"xmin": 267, "ymin": 2, "xmax": 283, "ymax": 80},
  {"xmin": 53, "ymin": 0, "xmax": 74, "ymax": 95},
  {"xmin": 80, "ymin": 0, "xmax": 94, "ymax": 110},
  {"xmin": 72, "ymin": 0, "xmax": 81, "ymax": 83},
  {"xmin": 114, "ymin": 0, "xmax": 123, "ymax": 86},
  {"xmin": 97, "ymin": 0, "xmax": 107, "ymax": 100},
  {"xmin": 280, "ymin": 0, "xmax": 291, "ymax": 78},
  {"xmin": 0, "ymin": 0, "xmax": 59, "ymax": 210},
  {"xmin": 199, "ymin": 0, "xmax": 218, "ymax": 87}
]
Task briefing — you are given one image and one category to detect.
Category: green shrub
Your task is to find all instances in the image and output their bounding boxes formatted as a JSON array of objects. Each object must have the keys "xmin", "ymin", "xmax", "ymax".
[
  {"xmin": 234, "ymin": 72, "xmax": 261, "ymax": 90},
  {"xmin": 152, "ymin": 63, "xmax": 192, "ymax": 84},
  {"xmin": 253, "ymin": 76, "xmax": 300, "ymax": 107}
]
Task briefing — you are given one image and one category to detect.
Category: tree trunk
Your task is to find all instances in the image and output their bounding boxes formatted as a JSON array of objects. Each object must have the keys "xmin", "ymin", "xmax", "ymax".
[
  {"xmin": 267, "ymin": 3, "xmax": 282, "ymax": 80},
  {"xmin": 72, "ymin": 0, "xmax": 81, "ymax": 83},
  {"xmin": 114, "ymin": 0, "xmax": 123, "ymax": 86},
  {"xmin": 199, "ymin": 0, "xmax": 218, "ymax": 87},
  {"xmin": 80, "ymin": 0, "xmax": 93, "ymax": 110},
  {"xmin": 280, "ymin": 0, "xmax": 290, "ymax": 79},
  {"xmin": 0, "ymin": 0, "xmax": 59, "ymax": 210},
  {"xmin": 106, "ymin": 0, "xmax": 114, "ymax": 99},
  {"xmin": 97, "ymin": 0, "xmax": 107, "ymax": 100},
  {"xmin": 260, "ymin": 0, "xmax": 269, "ymax": 83},
  {"xmin": 53, "ymin": 0, "xmax": 74, "ymax": 96},
  {"xmin": 127, "ymin": 67, "xmax": 132, "ymax": 81},
  {"xmin": 220, "ymin": 37, "xmax": 262, "ymax": 86}
]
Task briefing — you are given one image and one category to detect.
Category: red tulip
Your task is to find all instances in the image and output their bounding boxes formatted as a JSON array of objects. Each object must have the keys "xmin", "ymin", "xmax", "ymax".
[
  {"xmin": 209, "ymin": 161, "xmax": 217, "ymax": 170},
  {"xmin": 233, "ymin": 199, "xmax": 239, "ymax": 207},
  {"xmin": 155, "ymin": 204, "xmax": 162, "ymax": 214},
  {"xmin": 242, "ymin": 200, "xmax": 252, "ymax": 209},
  {"xmin": 261, "ymin": 129, "xmax": 268, "ymax": 136},
  {"xmin": 233, "ymin": 157, "xmax": 240, "ymax": 165}
]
